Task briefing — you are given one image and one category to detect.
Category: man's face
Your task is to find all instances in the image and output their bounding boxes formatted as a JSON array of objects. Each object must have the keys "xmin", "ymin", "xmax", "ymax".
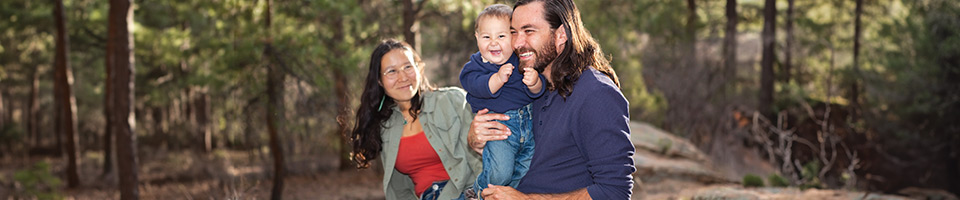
[{"xmin": 511, "ymin": 1, "xmax": 557, "ymax": 73}]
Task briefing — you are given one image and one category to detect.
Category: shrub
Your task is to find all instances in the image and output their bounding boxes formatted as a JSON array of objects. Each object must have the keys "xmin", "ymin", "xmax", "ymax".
[
  {"xmin": 13, "ymin": 161, "xmax": 63, "ymax": 200},
  {"xmin": 742, "ymin": 174, "xmax": 764, "ymax": 187},
  {"xmin": 768, "ymin": 174, "xmax": 789, "ymax": 187}
]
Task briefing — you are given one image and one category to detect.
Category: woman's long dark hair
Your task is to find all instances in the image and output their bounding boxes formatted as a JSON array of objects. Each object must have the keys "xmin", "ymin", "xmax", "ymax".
[
  {"xmin": 515, "ymin": 0, "xmax": 620, "ymax": 98},
  {"xmin": 351, "ymin": 39, "xmax": 432, "ymax": 169}
]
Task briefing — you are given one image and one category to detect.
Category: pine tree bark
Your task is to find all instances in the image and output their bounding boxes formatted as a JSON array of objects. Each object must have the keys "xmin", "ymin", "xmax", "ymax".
[
  {"xmin": 196, "ymin": 90, "xmax": 211, "ymax": 152},
  {"xmin": 108, "ymin": 0, "xmax": 139, "ymax": 198},
  {"xmin": 785, "ymin": 0, "xmax": 795, "ymax": 83},
  {"xmin": 0, "ymin": 88, "xmax": 4, "ymax": 129},
  {"xmin": 151, "ymin": 106, "xmax": 167, "ymax": 147},
  {"xmin": 851, "ymin": 0, "xmax": 863, "ymax": 117},
  {"xmin": 54, "ymin": 0, "xmax": 82, "ymax": 188},
  {"xmin": 759, "ymin": 0, "xmax": 776, "ymax": 115},
  {"xmin": 323, "ymin": 12, "xmax": 353, "ymax": 171},
  {"xmin": 103, "ymin": 26, "xmax": 115, "ymax": 176},
  {"xmin": 263, "ymin": 0, "xmax": 286, "ymax": 199},
  {"xmin": 334, "ymin": 67, "xmax": 352, "ymax": 170},
  {"xmin": 686, "ymin": 0, "xmax": 698, "ymax": 69},
  {"xmin": 29, "ymin": 67, "xmax": 40, "ymax": 147},
  {"xmin": 724, "ymin": 0, "xmax": 737, "ymax": 85},
  {"xmin": 402, "ymin": 0, "xmax": 428, "ymax": 53}
]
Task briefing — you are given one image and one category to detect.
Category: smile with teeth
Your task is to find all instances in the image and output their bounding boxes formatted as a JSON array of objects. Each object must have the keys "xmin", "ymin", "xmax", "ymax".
[{"xmin": 519, "ymin": 52, "xmax": 534, "ymax": 59}]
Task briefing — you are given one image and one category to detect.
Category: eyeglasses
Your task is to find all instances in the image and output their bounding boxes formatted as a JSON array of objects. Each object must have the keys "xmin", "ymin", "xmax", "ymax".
[{"xmin": 382, "ymin": 64, "xmax": 417, "ymax": 80}]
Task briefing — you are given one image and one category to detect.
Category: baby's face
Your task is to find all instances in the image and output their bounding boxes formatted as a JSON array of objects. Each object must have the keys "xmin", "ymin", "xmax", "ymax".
[{"xmin": 475, "ymin": 17, "xmax": 513, "ymax": 65}]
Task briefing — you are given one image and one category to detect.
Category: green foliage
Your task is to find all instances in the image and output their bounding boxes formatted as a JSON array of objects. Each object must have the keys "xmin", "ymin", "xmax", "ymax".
[
  {"xmin": 799, "ymin": 161, "xmax": 823, "ymax": 189},
  {"xmin": 13, "ymin": 161, "xmax": 63, "ymax": 200},
  {"xmin": 865, "ymin": 0, "xmax": 960, "ymax": 139},
  {"xmin": 656, "ymin": 138, "xmax": 673, "ymax": 155},
  {"xmin": 0, "ymin": 123, "xmax": 26, "ymax": 142},
  {"xmin": 1, "ymin": 1, "xmax": 957, "ymax": 192},
  {"xmin": 767, "ymin": 174, "xmax": 790, "ymax": 187},
  {"xmin": 742, "ymin": 174, "xmax": 764, "ymax": 187},
  {"xmin": 0, "ymin": 123, "xmax": 25, "ymax": 146}
]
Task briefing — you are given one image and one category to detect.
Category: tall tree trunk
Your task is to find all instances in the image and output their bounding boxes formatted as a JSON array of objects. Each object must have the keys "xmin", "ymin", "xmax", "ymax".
[
  {"xmin": 29, "ymin": 67, "xmax": 40, "ymax": 147},
  {"xmin": 851, "ymin": 0, "xmax": 863, "ymax": 119},
  {"xmin": 103, "ymin": 25, "xmax": 115, "ymax": 176},
  {"xmin": 167, "ymin": 98, "xmax": 178, "ymax": 149},
  {"xmin": 265, "ymin": 67, "xmax": 286, "ymax": 200},
  {"xmin": 195, "ymin": 90, "xmax": 211, "ymax": 152},
  {"xmin": 263, "ymin": 0, "xmax": 286, "ymax": 199},
  {"xmin": 402, "ymin": 0, "xmax": 428, "ymax": 53},
  {"xmin": 724, "ymin": 0, "xmax": 737, "ymax": 87},
  {"xmin": 785, "ymin": 0, "xmax": 795, "ymax": 83},
  {"xmin": 54, "ymin": 86, "xmax": 63, "ymax": 156},
  {"xmin": 0, "ymin": 88, "xmax": 4, "ymax": 129},
  {"xmin": 759, "ymin": 0, "xmax": 776, "ymax": 116},
  {"xmin": 54, "ymin": 0, "xmax": 82, "ymax": 188},
  {"xmin": 152, "ymin": 106, "xmax": 167, "ymax": 148},
  {"xmin": 686, "ymin": 0, "xmax": 698, "ymax": 69},
  {"xmin": 334, "ymin": 67, "xmax": 352, "ymax": 170},
  {"xmin": 108, "ymin": 0, "xmax": 139, "ymax": 198},
  {"xmin": 0, "ymin": 87, "xmax": 4, "ymax": 131},
  {"xmin": 323, "ymin": 12, "xmax": 353, "ymax": 171}
]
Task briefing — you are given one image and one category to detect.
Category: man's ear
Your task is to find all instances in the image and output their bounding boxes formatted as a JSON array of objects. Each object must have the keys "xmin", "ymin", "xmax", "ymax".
[{"xmin": 554, "ymin": 25, "xmax": 568, "ymax": 53}]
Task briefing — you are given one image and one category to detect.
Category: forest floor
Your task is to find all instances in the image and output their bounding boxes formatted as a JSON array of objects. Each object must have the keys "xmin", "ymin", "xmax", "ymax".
[{"xmin": 0, "ymin": 149, "xmax": 920, "ymax": 200}]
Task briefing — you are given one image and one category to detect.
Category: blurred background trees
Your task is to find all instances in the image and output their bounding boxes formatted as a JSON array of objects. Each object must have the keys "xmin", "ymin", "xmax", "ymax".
[{"xmin": 0, "ymin": 0, "xmax": 957, "ymax": 198}]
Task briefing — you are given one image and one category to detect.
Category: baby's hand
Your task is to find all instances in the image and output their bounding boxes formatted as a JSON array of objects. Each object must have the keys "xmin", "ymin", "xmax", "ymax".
[
  {"xmin": 496, "ymin": 63, "xmax": 514, "ymax": 84},
  {"xmin": 522, "ymin": 67, "xmax": 540, "ymax": 87}
]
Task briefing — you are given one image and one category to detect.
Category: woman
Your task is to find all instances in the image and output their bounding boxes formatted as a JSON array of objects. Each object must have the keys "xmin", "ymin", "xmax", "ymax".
[{"xmin": 350, "ymin": 39, "xmax": 481, "ymax": 199}]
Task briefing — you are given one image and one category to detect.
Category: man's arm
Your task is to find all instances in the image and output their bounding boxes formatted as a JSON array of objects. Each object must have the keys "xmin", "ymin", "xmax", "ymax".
[
  {"xmin": 482, "ymin": 185, "xmax": 590, "ymax": 200},
  {"xmin": 572, "ymin": 83, "xmax": 636, "ymax": 200}
]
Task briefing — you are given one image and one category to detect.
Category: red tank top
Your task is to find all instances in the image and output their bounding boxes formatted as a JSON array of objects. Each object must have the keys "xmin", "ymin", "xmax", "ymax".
[{"xmin": 395, "ymin": 131, "xmax": 451, "ymax": 196}]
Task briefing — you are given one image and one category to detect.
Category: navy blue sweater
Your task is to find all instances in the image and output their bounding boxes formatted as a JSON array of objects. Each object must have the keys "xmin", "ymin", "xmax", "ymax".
[
  {"xmin": 517, "ymin": 67, "xmax": 636, "ymax": 199},
  {"xmin": 459, "ymin": 52, "xmax": 546, "ymax": 113}
]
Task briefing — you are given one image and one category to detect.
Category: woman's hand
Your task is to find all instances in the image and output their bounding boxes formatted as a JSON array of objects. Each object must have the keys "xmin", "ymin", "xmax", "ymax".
[{"xmin": 468, "ymin": 109, "xmax": 511, "ymax": 154}]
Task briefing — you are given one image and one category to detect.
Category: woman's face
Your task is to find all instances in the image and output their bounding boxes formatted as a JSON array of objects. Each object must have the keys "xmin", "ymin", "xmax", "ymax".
[{"xmin": 379, "ymin": 49, "xmax": 422, "ymax": 103}]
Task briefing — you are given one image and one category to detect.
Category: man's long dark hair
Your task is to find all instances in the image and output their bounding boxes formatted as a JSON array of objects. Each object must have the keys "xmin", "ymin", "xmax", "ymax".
[
  {"xmin": 515, "ymin": 0, "xmax": 620, "ymax": 98},
  {"xmin": 350, "ymin": 39, "xmax": 431, "ymax": 169}
]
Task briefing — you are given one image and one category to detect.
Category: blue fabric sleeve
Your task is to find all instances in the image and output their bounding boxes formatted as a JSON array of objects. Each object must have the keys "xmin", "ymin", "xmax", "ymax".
[
  {"xmin": 459, "ymin": 59, "xmax": 500, "ymax": 99},
  {"xmin": 573, "ymin": 83, "xmax": 636, "ymax": 200},
  {"xmin": 524, "ymin": 74, "xmax": 547, "ymax": 98}
]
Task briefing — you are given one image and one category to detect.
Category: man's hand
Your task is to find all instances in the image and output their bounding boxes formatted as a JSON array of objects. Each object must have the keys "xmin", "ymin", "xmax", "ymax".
[
  {"xmin": 522, "ymin": 67, "xmax": 542, "ymax": 93},
  {"xmin": 468, "ymin": 109, "xmax": 511, "ymax": 154},
  {"xmin": 483, "ymin": 184, "xmax": 593, "ymax": 200},
  {"xmin": 481, "ymin": 185, "xmax": 528, "ymax": 200},
  {"xmin": 496, "ymin": 63, "xmax": 514, "ymax": 84}
]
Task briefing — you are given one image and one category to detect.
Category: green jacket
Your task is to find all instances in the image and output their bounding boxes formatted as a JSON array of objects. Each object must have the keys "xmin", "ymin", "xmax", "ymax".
[{"xmin": 380, "ymin": 87, "xmax": 482, "ymax": 199}]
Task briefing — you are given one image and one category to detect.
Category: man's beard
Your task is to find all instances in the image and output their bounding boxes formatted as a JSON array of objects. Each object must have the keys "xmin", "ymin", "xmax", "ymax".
[{"xmin": 517, "ymin": 35, "xmax": 557, "ymax": 73}]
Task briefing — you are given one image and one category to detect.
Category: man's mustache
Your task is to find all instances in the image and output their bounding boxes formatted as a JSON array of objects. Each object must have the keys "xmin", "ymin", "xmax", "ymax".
[{"xmin": 515, "ymin": 46, "xmax": 547, "ymax": 73}]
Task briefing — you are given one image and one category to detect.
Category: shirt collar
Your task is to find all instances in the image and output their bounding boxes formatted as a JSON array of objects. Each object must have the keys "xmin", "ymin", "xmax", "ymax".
[{"xmin": 541, "ymin": 88, "xmax": 558, "ymax": 109}]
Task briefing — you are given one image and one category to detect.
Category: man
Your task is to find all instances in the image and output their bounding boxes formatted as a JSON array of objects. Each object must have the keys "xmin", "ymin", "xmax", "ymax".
[{"xmin": 468, "ymin": 0, "xmax": 636, "ymax": 199}]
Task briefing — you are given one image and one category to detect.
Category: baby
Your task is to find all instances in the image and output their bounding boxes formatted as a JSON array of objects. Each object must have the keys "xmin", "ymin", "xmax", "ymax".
[{"xmin": 458, "ymin": 4, "xmax": 544, "ymax": 199}]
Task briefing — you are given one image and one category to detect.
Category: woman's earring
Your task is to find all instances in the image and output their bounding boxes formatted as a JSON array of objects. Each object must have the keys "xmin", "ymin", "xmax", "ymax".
[{"xmin": 377, "ymin": 95, "xmax": 385, "ymax": 111}]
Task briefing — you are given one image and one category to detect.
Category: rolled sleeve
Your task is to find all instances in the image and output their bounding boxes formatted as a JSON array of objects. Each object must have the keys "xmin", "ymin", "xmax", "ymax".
[
  {"xmin": 575, "ymin": 85, "xmax": 636, "ymax": 200},
  {"xmin": 524, "ymin": 74, "xmax": 547, "ymax": 98}
]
